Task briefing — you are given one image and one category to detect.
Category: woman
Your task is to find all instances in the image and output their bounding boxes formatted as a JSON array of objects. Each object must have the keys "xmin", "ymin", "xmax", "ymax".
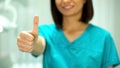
[{"xmin": 17, "ymin": 0, "xmax": 120, "ymax": 68}]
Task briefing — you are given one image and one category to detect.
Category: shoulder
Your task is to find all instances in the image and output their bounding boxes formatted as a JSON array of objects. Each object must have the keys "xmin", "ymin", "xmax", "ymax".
[
  {"xmin": 38, "ymin": 23, "xmax": 57, "ymax": 36},
  {"xmin": 38, "ymin": 23, "xmax": 56, "ymax": 32},
  {"xmin": 90, "ymin": 24, "xmax": 110, "ymax": 34},
  {"xmin": 38, "ymin": 23, "xmax": 56, "ymax": 29},
  {"xmin": 90, "ymin": 24, "xmax": 109, "ymax": 33},
  {"xmin": 89, "ymin": 24, "xmax": 112, "ymax": 39}
]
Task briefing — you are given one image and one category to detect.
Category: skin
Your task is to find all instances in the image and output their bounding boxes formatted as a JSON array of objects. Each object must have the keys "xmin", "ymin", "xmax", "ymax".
[
  {"xmin": 17, "ymin": 0, "xmax": 113, "ymax": 67},
  {"xmin": 55, "ymin": 0, "xmax": 88, "ymax": 42},
  {"xmin": 55, "ymin": 0, "xmax": 113, "ymax": 67},
  {"xmin": 17, "ymin": 16, "xmax": 46, "ymax": 55}
]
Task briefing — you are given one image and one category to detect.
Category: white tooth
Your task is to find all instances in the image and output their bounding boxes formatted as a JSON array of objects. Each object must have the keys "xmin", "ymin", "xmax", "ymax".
[{"xmin": 64, "ymin": 6, "xmax": 72, "ymax": 9}]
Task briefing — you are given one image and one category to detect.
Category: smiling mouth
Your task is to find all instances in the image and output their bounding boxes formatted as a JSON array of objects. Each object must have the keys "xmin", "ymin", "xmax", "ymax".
[{"xmin": 62, "ymin": 5, "xmax": 74, "ymax": 10}]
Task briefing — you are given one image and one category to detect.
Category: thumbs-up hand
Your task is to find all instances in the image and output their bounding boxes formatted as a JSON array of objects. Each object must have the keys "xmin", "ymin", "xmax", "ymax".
[{"xmin": 17, "ymin": 16, "xmax": 40, "ymax": 53}]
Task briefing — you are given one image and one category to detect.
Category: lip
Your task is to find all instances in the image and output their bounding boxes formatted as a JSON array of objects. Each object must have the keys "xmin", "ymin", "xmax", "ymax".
[{"xmin": 62, "ymin": 5, "xmax": 74, "ymax": 10}]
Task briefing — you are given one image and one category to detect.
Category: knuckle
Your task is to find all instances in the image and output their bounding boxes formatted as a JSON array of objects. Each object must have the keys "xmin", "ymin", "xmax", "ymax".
[
  {"xmin": 20, "ymin": 31, "xmax": 27, "ymax": 38},
  {"xmin": 29, "ymin": 41, "xmax": 33, "ymax": 45},
  {"xmin": 28, "ymin": 49, "xmax": 32, "ymax": 52},
  {"xmin": 28, "ymin": 47, "xmax": 33, "ymax": 52},
  {"xmin": 20, "ymin": 31, "xmax": 34, "ymax": 41},
  {"xmin": 19, "ymin": 48, "xmax": 24, "ymax": 52},
  {"xmin": 19, "ymin": 47, "xmax": 27, "ymax": 52},
  {"xmin": 20, "ymin": 31, "xmax": 25, "ymax": 36},
  {"xmin": 17, "ymin": 43, "xmax": 28, "ymax": 52}
]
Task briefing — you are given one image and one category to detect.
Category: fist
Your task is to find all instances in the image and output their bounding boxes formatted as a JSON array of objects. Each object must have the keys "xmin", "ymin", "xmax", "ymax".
[{"xmin": 17, "ymin": 16, "xmax": 39, "ymax": 52}]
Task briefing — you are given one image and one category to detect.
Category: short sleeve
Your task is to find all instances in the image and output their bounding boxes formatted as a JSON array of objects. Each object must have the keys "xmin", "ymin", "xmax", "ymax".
[{"xmin": 102, "ymin": 33, "xmax": 120, "ymax": 68}]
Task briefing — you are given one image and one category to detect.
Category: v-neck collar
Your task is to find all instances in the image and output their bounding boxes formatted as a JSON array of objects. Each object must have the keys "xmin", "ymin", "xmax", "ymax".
[{"xmin": 59, "ymin": 23, "xmax": 92, "ymax": 45}]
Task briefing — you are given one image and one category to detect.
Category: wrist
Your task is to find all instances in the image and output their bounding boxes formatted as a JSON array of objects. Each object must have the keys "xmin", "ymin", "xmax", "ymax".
[{"xmin": 31, "ymin": 36, "xmax": 46, "ymax": 56}]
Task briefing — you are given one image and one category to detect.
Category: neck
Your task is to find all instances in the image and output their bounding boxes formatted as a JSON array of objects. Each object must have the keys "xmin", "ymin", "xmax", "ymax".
[{"xmin": 62, "ymin": 12, "xmax": 87, "ymax": 30}]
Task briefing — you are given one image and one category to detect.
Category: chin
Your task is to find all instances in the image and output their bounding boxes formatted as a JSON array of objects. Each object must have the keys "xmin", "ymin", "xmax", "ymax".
[
  {"xmin": 61, "ymin": 10, "xmax": 81, "ymax": 17},
  {"xmin": 62, "ymin": 13, "xmax": 78, "ymax": 17}
]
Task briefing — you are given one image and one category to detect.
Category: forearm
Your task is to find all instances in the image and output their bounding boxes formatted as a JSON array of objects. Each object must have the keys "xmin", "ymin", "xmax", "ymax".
[{"xmin": 31, "ymin": 36, "xmax": 46, "ymax": 56}]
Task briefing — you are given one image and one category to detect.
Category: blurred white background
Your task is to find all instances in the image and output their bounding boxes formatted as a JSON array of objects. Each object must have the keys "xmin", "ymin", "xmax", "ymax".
[{"xmin": 0, "ymin": 0, "xmax": 119, "ymax": 68}]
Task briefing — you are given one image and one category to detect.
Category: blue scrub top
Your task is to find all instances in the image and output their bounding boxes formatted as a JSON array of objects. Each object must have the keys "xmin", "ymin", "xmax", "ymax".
[{"xmin": 34, "ymin": 23, "xmax": 120, "ymax": 68}]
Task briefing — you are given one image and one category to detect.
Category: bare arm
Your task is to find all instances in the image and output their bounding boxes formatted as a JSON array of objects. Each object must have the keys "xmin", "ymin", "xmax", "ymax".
[{"xmin": 17, "ymin": 16, "xmax": 46, "ymax": 56}]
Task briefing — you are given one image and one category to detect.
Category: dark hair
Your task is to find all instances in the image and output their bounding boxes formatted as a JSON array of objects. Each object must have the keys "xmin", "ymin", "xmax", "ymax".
[{"xmin": 50, "ymin": 0, "xmax": 94, "ymax": 28}]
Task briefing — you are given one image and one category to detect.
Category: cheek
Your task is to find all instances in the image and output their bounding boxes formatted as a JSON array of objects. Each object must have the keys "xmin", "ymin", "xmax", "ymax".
[
  {"xmin": 77, "ymin": 0, "xmax": 86, "ymax": 3},
  {"xmin": 55, "ymin": 0, "xmax": 61, "ymax": 6},
  {"xmin": 76, "ymin": 0, "xmax": 86, "ymax": 8},
  {"xmin": 55, "ymin": 0, "xmax": 62, "ymax": 11},
  {"xmin": 77, "ymin": 0, "xmax": 86, "ymax": 5}
]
